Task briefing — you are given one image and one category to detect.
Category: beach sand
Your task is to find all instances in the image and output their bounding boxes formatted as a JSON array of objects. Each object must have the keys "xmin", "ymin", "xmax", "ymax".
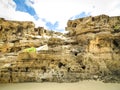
[{"xmin": 0, "ymin": 80, "xmax": 120, "ymax": 90}]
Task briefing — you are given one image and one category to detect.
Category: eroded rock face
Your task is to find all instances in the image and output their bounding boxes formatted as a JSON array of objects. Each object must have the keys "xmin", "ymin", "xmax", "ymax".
[
  {"xmin": 65, "ymin": 14, "xmax": 120, "ymax": 82},
  {"xmin": 0, "ymin": 48, "xmax": 81, "ymax": 83},
  {"xmin": 0, "ymin": 18, "xmax": 71, "ymax": 83},
  {"xmin": 0, "ymin": 18, "xmax": 35, "ymax": 42},
  {"xmin": 66, "ymin": 14, "xmax": 120, "ymax": 35},
  {"xmin": 0, "ymin": 15, "xmax": 120, "ymax": 83},
  {"xmin": 0, "ymin": 18, "xmax": 36, "ymax": 53},
  {"xmin": 0, "ymin": 18, "xmax": 54, "ymax": 53}
]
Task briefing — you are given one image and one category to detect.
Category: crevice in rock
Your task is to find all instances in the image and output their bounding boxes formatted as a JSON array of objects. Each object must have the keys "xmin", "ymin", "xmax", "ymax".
[
  {"xmin": 41, "ymin": 66, "xmax": 46, "ymax": 72},
  {"xmin": 26, "ymin": 67, "xmax": 29, "ymax": 72},
  {"xmin": 58, "ymin": 62, "xmax": 65, "ymax": 68},
  {"xmin": 113, "ymin": 40, "xmax": 119, "ymax": 47},
  {"xmin": 81, "ymin": 65, "xmax": 86, "ymax": 70}
]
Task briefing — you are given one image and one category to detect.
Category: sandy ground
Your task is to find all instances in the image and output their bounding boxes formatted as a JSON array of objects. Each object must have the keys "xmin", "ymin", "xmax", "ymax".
[{"xmin": 0, "ymin": 80, "xmax": 120, "ymax": 90}]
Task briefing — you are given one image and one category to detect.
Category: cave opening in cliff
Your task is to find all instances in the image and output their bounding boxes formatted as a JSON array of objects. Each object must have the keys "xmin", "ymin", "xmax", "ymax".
[
  {"xmin": 8, "ymin": 68, "xmax": 12, "ymax": 72},
  {"xmin": 74, "ymin": 52, "xmax": 78, "ymax": 56},
  {"xmin": 58, "ymin": 62, "xmax": 65, "ymax": 68},
  {"xmin": 113, "ymin": 40, "xmax": 119, "ymax": 47},
  {"xmin": 81, "ymin": 65, "xmax": 86, "ymax": 70},
  {"xmin": 72, "ymin": 23, "xmax": 77, "ymax": 28},
  {"xmin": 26, "ymin": 67, "xmax": 29, "ymax": 72},
  {"xmin": 92, "ymin": 17, "xmax": 95, "ymax": 21},
  {"xmin": 67, "ymin": 67, "xmax": 71, "ymax": 72},
  {"xmin": 5, "ymin": 28, "xmax": 9, "ymax": 31},
  {"xmin": 41, "ymin": 66, "xmax": 46, "ymax": 72}
]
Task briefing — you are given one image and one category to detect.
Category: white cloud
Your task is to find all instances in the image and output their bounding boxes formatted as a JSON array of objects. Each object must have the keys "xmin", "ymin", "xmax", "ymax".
[
  {"xmin": 0, "ymin": 0, "xmax": 120, "ymax": 32},
  {"xmin": 88, "ymin": 0, "xmax": 120, "ymax": 16},
  {"xmin": 33, "ymin": 0, "xmax": 120, "ymax": 31},
  {"xmin": 0, "ymin": 0, "xmax": 34, "ymax": 21}
]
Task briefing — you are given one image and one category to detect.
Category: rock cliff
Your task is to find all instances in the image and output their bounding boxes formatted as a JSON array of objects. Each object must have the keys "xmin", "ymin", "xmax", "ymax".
[
  {"xmin": 66, "ymin": 14, "xmax": 120, "ymax": 82},
  {"xmin": 0, "ymin": 15, "xmax": 120, "ymax": 83}
]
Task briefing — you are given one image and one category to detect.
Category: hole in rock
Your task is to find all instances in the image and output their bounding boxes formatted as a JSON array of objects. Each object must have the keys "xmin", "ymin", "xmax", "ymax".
[
  {"xmin": 74, "ymin": 52, "xmax": 78, "ymax": 56},
  {"xmin": 113, "ymin": 40, "xmax": 119, "ymax": 47},
  {"xmin": 67, "ymin": 67, "xmax": 71, "ymax": 72},
  {"xmin": 8, "ymin": 68, "xmax": 12, "ymax": 72},
  {"xmin": 92, "ymin": 17, "xmax": 95, "ymax": 21},
  {"xmin": 51, "ymin": 59, "xmax": 54, "ymax": 62},
  {"xmin": 81, "ymin": 65, "xmax": 86, "ymax": 70},
  {"xmin": 41, "ymin": 66, "xmax": 46, "ymax": 72},
  {"xmin": 72, "ymin": 23, "xmax": 77, "ymax": 27},
  {"xmin": 26, "ymin": 67, "xmax": 29, "ymax": 72},
  {"xmin": 58, "ymin": 62, "xmax": 65, "ymax": 68}
]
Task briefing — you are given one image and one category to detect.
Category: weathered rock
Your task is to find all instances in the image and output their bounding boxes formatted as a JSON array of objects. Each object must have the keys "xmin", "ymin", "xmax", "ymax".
[
  {"xmin": 65, "ymin": 14, "xmax": 120, "ymax": 82},
  {"xmin": 66, "ymin": 14, "xmax": 120, "ymax": 36},
  {"xmin": 0, "ymin": 15, "xmax": 120, "ymax": 83}
]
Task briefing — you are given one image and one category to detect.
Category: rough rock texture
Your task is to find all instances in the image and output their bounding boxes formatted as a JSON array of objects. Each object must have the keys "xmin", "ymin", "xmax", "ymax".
[
  {"xmin": 0, "ymin": 18, "xmax": 58, "ymax": 53},
  {"xmin": 66, "ymin": 14, "xmax": 120, "ymax": 83},
  {"xmin": 0, "ymin": 15, "xmax": 120, "ymax": 83},
  {"xmin": 0, "ymin": 18, "xmax": 35, "ymax": 42}
]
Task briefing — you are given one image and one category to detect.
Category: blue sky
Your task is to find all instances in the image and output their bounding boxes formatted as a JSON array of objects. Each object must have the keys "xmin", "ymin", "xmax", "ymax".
[
  {"xmin": 13, "ymin": 0, "xmax": 39, "ymax": 20},
  {"xmin": 0, "ymin": 0, "xmax": 120, "ymax": 32},
  {"xmin": 70, "ymin": 12, "xmax": 90, "ymax": 20},
  {"xmin": 12, "ymin": 0, "xmax": 65, "ymax": 32}
]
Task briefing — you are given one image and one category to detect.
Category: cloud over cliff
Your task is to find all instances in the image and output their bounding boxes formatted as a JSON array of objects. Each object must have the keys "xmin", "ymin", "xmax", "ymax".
[{"xmin": 0, "ymin": 0, "xmax": 120, "ymax": 32}]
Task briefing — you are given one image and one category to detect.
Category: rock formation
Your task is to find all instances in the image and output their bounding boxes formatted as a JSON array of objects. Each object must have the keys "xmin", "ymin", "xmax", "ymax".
[
  {"xmin": 66, "ymin": 14, "xmax": 120, "ymax": 82},
  {"xmin": 0, "ymin": 14, "xmax": 120, "ymax": 83}
]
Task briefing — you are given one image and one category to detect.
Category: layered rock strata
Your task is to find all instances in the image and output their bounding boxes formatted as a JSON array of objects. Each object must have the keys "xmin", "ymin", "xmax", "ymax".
[
  {"xmin": 0, "ymin": 15, "xmax": 120, "ymax": 83},
  {"xmin": 65, "ymin": 14, "xmax": 120, "ymax": 82}
]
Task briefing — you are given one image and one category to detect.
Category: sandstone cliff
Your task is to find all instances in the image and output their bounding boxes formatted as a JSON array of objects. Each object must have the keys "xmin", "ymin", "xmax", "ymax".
[
  {"xmin": 0, "ymin": 18, "xmax": 62, "ymax": 53},
  {"xmin": 66, "ymin": 14, "xmax": 120, "ymax": 82},
  {"xmin": 0, "ymin": 15, "xmax": 120, "ymax": 83}
]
